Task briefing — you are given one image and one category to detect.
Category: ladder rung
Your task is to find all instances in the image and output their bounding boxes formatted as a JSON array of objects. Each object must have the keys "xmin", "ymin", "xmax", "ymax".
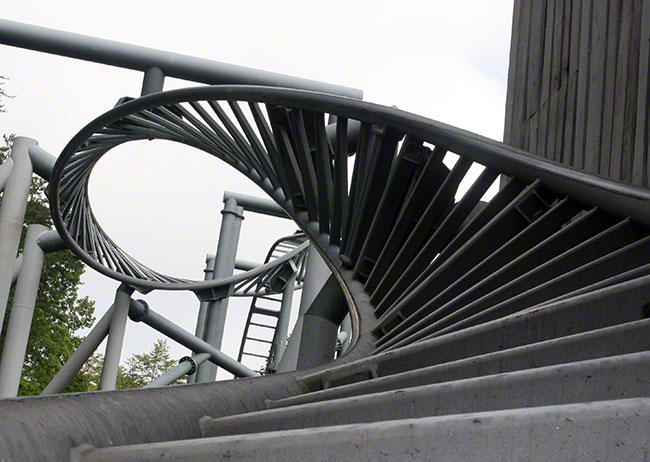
[
  {"xmin": 250, "ymin": 322, "xmax": 276, "ymax": 329},
  {"xmin": 243, "ymin": 352, "xmax": 268, "ymax": 359},
  {"xmin": 252, "ymin": 307, "xmax": 281, "ymax": 317},
  {"xmin": 247, "ymin": 336, "xmax": 273, "ymax": 344}
]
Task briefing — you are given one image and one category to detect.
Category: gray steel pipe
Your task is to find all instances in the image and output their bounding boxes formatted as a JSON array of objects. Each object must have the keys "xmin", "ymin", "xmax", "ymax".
[
  {"xmin": 0, "ymin": 157, "xmax": 13, "ymax": 192},
  {"xmin": 145, "ymin": 353, "xmax": 211, "ymax": 388},
  {"xmin": 36, "ymin": 228, "xmax": 67, "ymax": 253},
  {"xmin": 277, "ymin": 244, "xmax": 331, "ymax": 372},
  {"xmin": 41, "ymin": 304, "xmax": 116, "ymax": 395},
  {"xmin": 99, "ymin": 284, "xmax": 134, "ymax": 391},
  {"xmin": 0, "ymin": 224, "xmax": 48, "ymax": 397},
  {"xmin": 11, "ymin": 254, "xmax": 23, "ymax": 284},
  {"xmin": 140, "ymin": 66, "xmax": 165, "ymax": 96},
  {"xmin": 222, "ymin": 191, "xmax": 289, "ymax": 218},
  {"xmin": 0, "ymin": 137, "xmax": 36, "ymax": 334},
  {"xmin": 269, "ymin": 269, "xmax": 297, "ymax": 371},
  {"xmin": 0, "ymin": 19, "xmax": 362, "ymax": 99},
  {"xmin": 27, "ymin": 145, "xmax": 56, "ymax": 181},
  {"xmin": 128, "ymin": 299, "xmax": 256, "ymax": 378},
  {"xmin": 196, "ymin": 198, "xmax": 244, "ymax": 382},
  {"xmin": 188, "ymin": 255, "xmax": 215, "ymax": 384}
]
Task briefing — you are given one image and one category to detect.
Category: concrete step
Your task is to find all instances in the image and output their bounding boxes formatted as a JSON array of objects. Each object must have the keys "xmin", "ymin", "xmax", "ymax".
[
  {"xmin": 77, "ymin": 398, "xmax": 650, "ymax": 461},
  {"xmin": 270, "ymin": 318, "xmax": 650, "ymax": 409},
  {"xmin": 300, "ymin": 276, "xmax": 649, "ymax": 392},
  {"xmin": 201, "ymin": 351, "xmax": 650, "ymax": 437}
]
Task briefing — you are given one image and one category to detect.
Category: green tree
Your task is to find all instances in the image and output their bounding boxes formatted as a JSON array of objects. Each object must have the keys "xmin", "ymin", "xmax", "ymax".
[
  {"xmin": 80, "ymin": 339, "xmax": 185, "ymax": 390},
  {"xmin": 0, "ymin": 80, "xmax": 96, "ymax": 396}
]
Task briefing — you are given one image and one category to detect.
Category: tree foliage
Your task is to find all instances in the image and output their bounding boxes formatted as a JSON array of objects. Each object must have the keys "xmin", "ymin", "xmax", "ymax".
[{"xmin": 80, "ymin": 339, "xmax": 185, "ymax": 390}]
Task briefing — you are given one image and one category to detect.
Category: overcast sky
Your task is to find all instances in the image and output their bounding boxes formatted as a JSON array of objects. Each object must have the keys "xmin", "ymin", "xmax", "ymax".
[{"xmin": 1, "ymin": 1, "xmax": 514, "ymax": 380}]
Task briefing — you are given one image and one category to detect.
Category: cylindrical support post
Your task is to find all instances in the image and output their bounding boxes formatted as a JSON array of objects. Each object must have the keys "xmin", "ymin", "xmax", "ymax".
[
  {"xmin": 99, "ymin": 284, "xmax": 134, "ymax": 391},
  {"xmin": 0, "ymin": 224, "xmax": 47, "ymax": 397},
  {"xmin": 140, "ymin": 66, "xmax": 165, "ymax": 96},
  {"xmin": 339, "ymin": 313, "xmax": 352, "ymax": 354},
  {"xmin": 27, "ymin": 145, "xmax": 56, "ymax": 181},
  {"xmin": 277, "ymin": 244, "xmax": 331, "ymax": 372},
  {"xmin": 41, "ymin": 304, "xmax": 116, "ymax": 395},
  {"xmin": 11, "ymin": 254, "xmax": 23, "ymax": 284},
  {"xmin": 268, "ymin": 270, "xmax": 297, "ymax": 371},
  {"xmin": 145, "ymin": 352, "xmax": 210, "ymax": 388},
  {"xmin": 128, "ymin": 300, "xmax": 255, "ymax": 378},
  {"xmin": 222, "ymin": 191, "xmax": 289, "ymax": 218},
  {"xmin": 0, "ymin": 137, "xmax": 36, "ymax": 334},
  {"xmin": 187, "ymin": 255, "xmax": 215, "ymax": 384},
  {"xmin": 0, "ymin": 157, "xmax": 13, "ymax": 192},
  {"xmin": 36, "ymin": 228, "xmax": 67, "ymax": 253},
  {"xmin": 196, "ymin": 198, "xmax": 244, "ymax": 382}
]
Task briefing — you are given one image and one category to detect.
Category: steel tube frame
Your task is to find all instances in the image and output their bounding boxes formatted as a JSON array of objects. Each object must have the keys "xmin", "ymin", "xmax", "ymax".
[
  {"xmin": 277, "ymin": 244, "xmax": 332, "ymax": 372},
  {"xmin": 0, "ymin": 19, "xmax": 362, "ymax": 99},
  {"xmin": 128, "ymin": 299, "xmax": 256, "ymax": 378},
  {"xmin": 268, "ymin": 269, "xmax": 297, "ymax": 371},
  {"xmin": 140, "ymin": 66, "xmax": 165, "ymax": 96},
  {"xmin": 0, "ymin": 157, "xmax": 13, "ymax": 192},
  {"xmin": 188, "ymin": 255, "xmax": 215, "ymax": 384},
  {"xmin": 222, "ymin": 191, "xmax": 290, "ymax": 219},
  {"xmin": 99, "ymin": 284, "xmax": 134, "ymax": 390},
  {"xmin": 196, "ymin": 198, "xmax": 244, "ymax": 382},
  {"xmin": 0, "ymin": 224, "xmax": 48, "ymax": 397},
  {"xmin": 145, "ymin": 352, "xmax": 211, "ymax": 388},
  {"xmin": 0, "ymin": 137, "xmax": 36, "ymax": 334},
  {"xmin": 41, "ymin": 304, "xmax": 116, "ymax": 395},
  {"xmin": 27, "ymin": 145, "xmax": 56, "ymax": 181}
]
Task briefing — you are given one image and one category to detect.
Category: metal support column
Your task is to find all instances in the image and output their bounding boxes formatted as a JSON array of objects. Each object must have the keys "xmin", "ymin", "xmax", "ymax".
[
  {"xmin": 196, "ymin": 197, "xmax": 244, "ymax": 382},
  {"xmin": 187, "ymin": 254, "xmax": 215, "ymax": 384},
  {"xmin": 277, "ymin": 244, "xmax": 331, "ymax": 372},
  {"xmin": 0, "ymin": 137, "xmax": 36, "ymax": 334},
  {"xmin": 268, "ymin": 269, "xmax": 297, "ymax": 371},
  {"xmin": 140, "ymin": 66, "xmax": 165, "ymax": 96},
  {"xmin": 145, "ymin": 353, "xmax": 211, "ymax": 388},
  {"xmin": 0, "ymin": 157, "xmax": 13, "ymax": 192},
  {"xmin": 128, "ymin": 299, "xmax": 255, "ymax": 377},
  {"xmin": 41, "ymin": 304, "xmax": 116, "ymax": 395},
  {"xmin": 99, "ymin": 284, "xmax": 134, "ymax": 391},
  {"xmin": 0, "ymin": 224, "xmax": 47, "ymax": 397}
]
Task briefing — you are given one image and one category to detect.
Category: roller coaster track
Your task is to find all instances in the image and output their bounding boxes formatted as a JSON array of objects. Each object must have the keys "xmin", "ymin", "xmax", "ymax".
[{"xmin": 2, "ymin": 85, "xmax": 650, "ymax": 460}]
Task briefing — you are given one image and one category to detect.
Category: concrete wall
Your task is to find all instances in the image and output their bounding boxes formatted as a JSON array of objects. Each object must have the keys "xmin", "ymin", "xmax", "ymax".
[{"xmin": 504, "ymin": 0, "xmax": 650, "ymax": 188}]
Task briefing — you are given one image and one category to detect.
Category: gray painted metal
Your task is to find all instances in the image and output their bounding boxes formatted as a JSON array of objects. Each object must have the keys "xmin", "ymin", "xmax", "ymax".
[
  {"xmin": 128, "ymin": 298, "xmax": 256, "ymax": 378},
  {"xmin": 278, "ymin": 244, "xmax": 331, "ymax": 372},
  {"xmin": 11, "ymin": 254, "xmax": 22, "ymax": 284},
  {"xmin": 145, "ymin": 352, "xmax": 210, "ymax": 388},
  {"xmin": 27, "ymin": 145, "xmax": 56, "ymax": 181},
  {"xmin": 0, "ymin": 224, "xmax": 48, "ymax": 397},
  {"xmin": 36, "ymin": 228, "xmax": 67, "ymax": 253},
  {"xmin": 0, "ymin": 137, "xmax": 35, "ymax": 334},
  {"xmin": 140, "ymin": 66, "xmax": 165, "ymax": 96},
  {"xmin": 268, "ymin": 269, "xmax": 296, "ymax": 370},
  {"xmin": 99, "ymin": 284, "xmax": 134, "ymax": 390},
  {"xmin": 0, "ymin": 19, "xmax": 363, "ymax": 99},
  {"xmin": 0, "ymin": 156, "xmax": 13, "ymax": 191},
  {"xmin": 78, "ymin": 399, "xmax": 650, "ymax": 462},
  {"xmin": 234, "ymin": 259, "xmax": 261, "ymax": 271},
  {"xmin": 222, "ymin": 191, "xmax": 289, "ymax": 219},
  {"xmin": 188, "ymin": 255, "xmax": 215, "ymax": 384},
  {"xmin": 41, "ymin": 304, "xmax": 116, "ymax": 395},
  {"xmin": 196, "ymin": 198, "xmax": 243, "ymax": 382}
]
